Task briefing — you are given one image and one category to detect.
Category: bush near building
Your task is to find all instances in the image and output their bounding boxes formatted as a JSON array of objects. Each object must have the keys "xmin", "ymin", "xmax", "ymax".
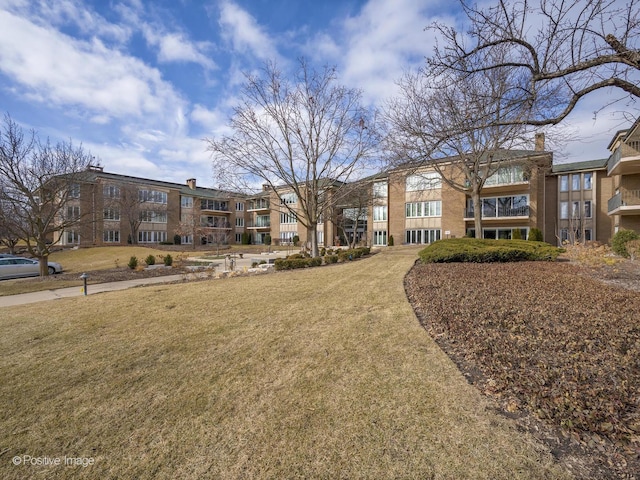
[
  {"xmin": 611, "ymin": 229, "xmax": 640, "ymax": 258},
  {"xmin": 274, "ymin": 247, "xmax": 372, "ymax": 270},
  {"xmin": 419, "ymin": 238, "xmax": 563, "ymax": 263}
]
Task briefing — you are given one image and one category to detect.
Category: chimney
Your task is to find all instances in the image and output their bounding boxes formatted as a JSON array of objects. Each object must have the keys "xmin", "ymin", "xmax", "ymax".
[
  {"xmin": 186, "ymin": 178, "xmax": 196, "ymax": 189},
  {"xmin": 535, "ymin": 133, "xmax": 545, "ymax": 151}
]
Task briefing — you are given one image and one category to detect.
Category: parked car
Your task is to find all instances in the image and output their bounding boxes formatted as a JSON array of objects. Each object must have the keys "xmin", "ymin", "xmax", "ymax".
[
  {"xmin": 0, "ymin": 257, "xmax": 63, "ymax": 280},
  {"xmin": 0, "ymin": 254, "xmax": 17, "ymax": 258}
]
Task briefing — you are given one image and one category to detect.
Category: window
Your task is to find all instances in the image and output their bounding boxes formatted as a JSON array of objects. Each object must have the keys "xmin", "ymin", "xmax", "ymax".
[
  {"xmin": 69, "ymin": 183, "xmax": 80, "ymax": 198},
  {"xmin": 584, "ymin": 229, "xmax": 593, "ymax": 241},
  {"xmin": 201, "ymin": 216, "xmax": 228, "ymax": 228},
  {"xmin": 181, "ymin": 235, "xmax": 193, "ymax": 245},
  {"xmin": 279, "ymin": 231, "xmax": 296, "ymax": 243},
  {"xmin": 256, "ymin": 215, "xmax": 270, "ymax": 227},
  {"xmin": 66, "ymin": 206, "xmax": 80, "ymax": 220},
  {"xmin": 572, "ymin": 201, "xmax": 580, "ymax": 218},
  {"xmin": 66, "ymin": 230, "xmax": 80, "ymax": 244},
  {"xmin": 373, "ymin": 182, "xmax": 388, "ymax": 198},
  {"xmin": 560, "ymin": 201, "xmax": 569, "ymax": 219},
  {"xmin": 235, "ymin": 233, "xmax": 242, "ymax": 243},
  {"xmin": 103, "ymin": 230, "xmax": 120, "ymax": 243},
  {"xmin": 236, "ymin": 202, "xmax": 244, "ymax": 211},
  {"xmin": 405, "ymin": 201, "xmax": 442, "ymax": 218},
  {"xmin": 103, "ymin": 185, "xmax": 120, "ymax": 198},
  {"xmin": 201, "ymin": 199, "xmax": 228, "ymax": 211},
  {"xmin": 373, "ymin": 230, "xmax": 387, "ymax": 245},
  {"xmin": 571, "ymin": 174, "xmax": 580, "ymax": 191},
  {"xmin": 559, "ymin": 175, "xmax": 569, "ymax": 192},
  {"xmin": 235, "ymin": 217, "xmax": 245, "ymax": 227},
  {"xmin": 485, "ymin": 165, "xmax": 525, "ymax": 186},
  {"xmin": 138, "ymin": 231, "xmax": 167, "ymax": 243},
  {"xmin": 481, "ymin": 228, "xmax": 527, "ymax": 240},
  {"xmin": 584, "ymin": 200, "xmax": 592, "ymax": 218},
  {"xmin": 560, "ymin": 228, "xmax": 569, "ymax": 243},
  {"xmin": 406, "ymin": 172, "xmax": 441, "ymax": 191},
  {"xmin": 140, "ymin": 210, "xmax": 167, "ymax": 223},
  {"xmin": 181, "ymin": 196, "xmax": 193, "ymax": 208},
  {"xmin": 139, "ymin": 190, "xmax": 167, "ymax": 204},
  {"xmin": 317, "ymin": 230, "xmax": 324, "ymax": 245},
  {"xmin": 373, "ymin": 205, "xmax": 387, "ymax": 221},
  {"xmin": 280, "ymin": 212, "xmax": 297, "ymax": 224},
  {"xmin": 103, "ymin": 208, "xmax": 120, "ymax": 221},
  {"xmin": 280, "ymin": 193, "xmax": 297, "ymax": 204},
  {"xmin": 584, "ymin": 172, "xmax": 593, "ymax": 190},
  {"xmin": 405, "ymin": 229, "xmax": 441, "ymax": 244}
]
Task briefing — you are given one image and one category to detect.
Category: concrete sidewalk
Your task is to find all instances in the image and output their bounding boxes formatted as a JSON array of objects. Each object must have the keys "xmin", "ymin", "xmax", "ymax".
[
  {"xmin": 0, "ymin": 274, "xmax": 188, "ymax": 308},
  {"xmin": 0, "ymin": 251, "xmax": 290, "ymax": 308}
]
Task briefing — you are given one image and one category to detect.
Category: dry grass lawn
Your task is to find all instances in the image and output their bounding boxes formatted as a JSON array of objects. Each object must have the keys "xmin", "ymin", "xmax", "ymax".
[{"xmin": 0, "ymin": 247, "xmax": 570, "ymax": 479}]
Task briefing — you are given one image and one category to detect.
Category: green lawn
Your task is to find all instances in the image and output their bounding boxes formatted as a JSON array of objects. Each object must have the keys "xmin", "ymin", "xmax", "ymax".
[{"xmin": 0, "ymin": 247, "xmax": 569, "ymax": 479}]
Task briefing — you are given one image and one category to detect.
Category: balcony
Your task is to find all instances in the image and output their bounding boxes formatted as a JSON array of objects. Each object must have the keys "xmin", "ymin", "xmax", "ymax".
[
  {"xmin": 607, "ymin": 141, "xmax": 640, "ymax": 176},
  {"xmin": 247, "ymin": 220, "xmax": 271, "ymax": 229},
  {"xmin": 607, "ymin": 189, "xmax": 640, "ymax": 215},
  {"xmin": 247, "ymin": 200, "xmax": 270, "ymax": 211},
  {"xmin": 464, "ymin": 205, "xmax": 530, "ymax": 220}
]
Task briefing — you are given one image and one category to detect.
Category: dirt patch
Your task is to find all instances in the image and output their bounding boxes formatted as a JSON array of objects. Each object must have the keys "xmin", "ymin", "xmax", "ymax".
[{"xmin": 405, "ymin": 259, "xmax": 640, "ymax": 480}]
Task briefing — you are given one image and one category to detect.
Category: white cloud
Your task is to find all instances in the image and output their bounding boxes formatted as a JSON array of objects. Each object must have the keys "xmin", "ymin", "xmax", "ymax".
[
  {"xmin": 218, "ymin": 0, "xmax": 279, "ymax": 61},
  {"xmin": 142, "ymin": 28, "xmax": 216, "ymax": 70},
  {"xmin": 0, "ymin": 10, "xmax": 186, "ymax": 121}
]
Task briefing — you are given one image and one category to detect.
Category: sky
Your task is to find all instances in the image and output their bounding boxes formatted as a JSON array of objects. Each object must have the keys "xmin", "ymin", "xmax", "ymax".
[{"xmin": 0, "ymin": 0, "xmax": 634, "ymax": 189}]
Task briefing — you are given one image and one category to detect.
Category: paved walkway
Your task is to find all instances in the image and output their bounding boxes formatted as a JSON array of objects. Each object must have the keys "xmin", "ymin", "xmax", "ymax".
[{"xmin": 0, "ymin": 251, "xmax": 288, "ymax": 308}]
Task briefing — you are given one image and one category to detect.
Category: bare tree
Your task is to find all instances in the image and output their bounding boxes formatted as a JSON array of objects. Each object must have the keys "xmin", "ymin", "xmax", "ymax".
[
  {"xmin": 385, "ymin": 63, "xmax": 537, "ymax": 237},
  {"xmin": 174, "ymin": 204, "xmax": 208, "ymax": 251},
  {"xmin": 428, "ymin": 0, "xmax": 640, "ymax": 127},
  {"xmin": 0, "ymin": 196, "xmax": 22, "ymax": 254},
  {"xmin": 0, "ymin": 114, "xmax": 93, "ymax": 275},
  {"xmin": 333, "ymin": 179, "xmax": 372, "ymax": 248},
  {"xmin": 110, "ymin": 183, "xmax": 143, "ymax": 244},
  {"xmin": 207, "ymin": 58, "xmax": 380, "ymax": 257}
]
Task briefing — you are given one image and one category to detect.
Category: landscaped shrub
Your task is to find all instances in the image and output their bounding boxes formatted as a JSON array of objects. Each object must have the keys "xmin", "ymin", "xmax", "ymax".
[
  {"xmin": 388, "ymin": 235, "xmax": 394, "ymax": 246},
  {"xmin": 264, "ymin": 234, "xmax": 272, "ymax": 245},
  {"xmin": 528, "ymin": 228, "xmax": 543, "ymax": 242},
  {"xmin": 418, "ymin": 238, "xmax": 563, "ymax": 263},
  {"xmin": 512, "ymin": 228, "xmax": 522, "ymax": 240},
  {"xmin": 145, "ymin": 254, "xmax": 156, "ymax": 266},
  {"xmin": 338, "ymin": 246, "xmax": 371, "ymax": 261},
  {"xmin": 320, "ymin": 247, "xmax": 326, "ymax": 256},
  {"xmin": 611, "ymin": 229, "xmax": 640, "ymax": 258},
  {"xmin": 127, "ymin": 256, "xmax": 138, "ymax": 269},
  {"xmin": 173, "ymin": 234, "xmax": 181, "ymax": 245},
  {"xmin": 292, "ymin": 235, "xmax": 300, "ymax": 247},
  {"xmin": 241, "ymin": 232, "xmax": 252, "ymax": 245},
  {"xmin": 163, "ymin": 254, "xmax": 173, "ymax": 267},
  {"xmin": 324, "ymin": 254, "xmax": 338, "ymax": 264},
  {"xmin": 274, "ymin": 256, "xmax": 322, "ymax": 270}
]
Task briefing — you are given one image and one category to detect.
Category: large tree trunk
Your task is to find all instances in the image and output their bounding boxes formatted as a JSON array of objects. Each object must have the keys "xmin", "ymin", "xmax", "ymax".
[
  {"xmin": 38, "ymin": 256, "xmax": 49, "ymax": 277},
  {"xmin": 472, "ymin": 191, "xmax": 483, "ymax": 239},
  {"xmin": 308, "ymin": 225, "xmax": 320, "ymax": 257}
]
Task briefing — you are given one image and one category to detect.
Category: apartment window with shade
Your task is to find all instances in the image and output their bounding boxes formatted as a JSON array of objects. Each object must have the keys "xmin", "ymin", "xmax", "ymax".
[
  {"xmin": 373, "ymin": 230, "xmax": 387, "ymax": 245},
  {"xmin": 236, "ymin": 202, "xmax": 244, "ymax": 211},
  {"xmin": 181, "ymin": 196, "xmax": 193, "ymax": 208},
  {"xmin": 571, "ymin": 174, "xmax": 580, "ymax": 191},
  {"xmin": 235, "ymin": 217, "xmax": 245, "ymax": 227},
  {"xmin": 583, "ymin": 172, "xmax": 592, "ymax": 190},
  {"xmin": 559, "ymin": 175, "xmax": 569, "ymax": 192},
  {"xmin": 69, "ymin": 184, "xmax": 80, "ymax": 198},
  {"xmin": 406, "ymin": 172, "xmax": 441, "ymax": 191},
  {"xmin": 103, "ymin": 230, "xmax": 120, "ymax": 243},
  {"xmin": 560, "ymin": 202, "xmax": 569, "ymax": 219},
  {"xmin": 103, "ymin": 184, "xmax": 120, "ymax": 198},
  {"xmin": 373, "ymin": 182, "xmax": 388, "ymax": 198},
  {"xmin": 373, "ymin": 205, "xmax": 387, "ymax": 221},
  {"xmin": 584, "ymin": 200, "xmax": 592, "ymax": 218}
]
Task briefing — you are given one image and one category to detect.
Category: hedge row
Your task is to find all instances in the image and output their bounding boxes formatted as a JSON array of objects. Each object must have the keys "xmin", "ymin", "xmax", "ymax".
[
  {"xmin": 274, "ymin": 247, "xmax": 372, "ymax": 270},
  {"xmin": 419, "ymin": 238, "xmax": 563, "ymax": 263}
]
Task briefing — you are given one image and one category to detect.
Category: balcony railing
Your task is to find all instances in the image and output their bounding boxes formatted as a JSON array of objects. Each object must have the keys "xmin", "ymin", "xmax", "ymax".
[
  {"xmin": 465, "ymin": 205, "xmax": 530, "ymax": 219},
  {"xmin": 247, "ymin": 200, "xmax": 270, "ymax": 211},
  {"xmin": 247, "ymin": 220, "xmax": 271, "ymax": 228},
  {"xmin": 608, "ymin": 141, "xmax": 640, "ymax": 175},
  {"xmin": 608, "ymin": 189, "xmax": 640, "ymax": 213}
]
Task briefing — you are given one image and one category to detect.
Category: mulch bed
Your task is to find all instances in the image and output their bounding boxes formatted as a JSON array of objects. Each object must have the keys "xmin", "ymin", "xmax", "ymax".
[{"xmin": 405, "ymin": 260, "xmax": 640, "ymax": 480}]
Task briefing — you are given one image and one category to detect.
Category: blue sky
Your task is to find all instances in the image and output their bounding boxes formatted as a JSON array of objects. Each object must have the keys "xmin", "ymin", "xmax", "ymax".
[{"xmin": 0, "ymin": 0, "xmax": 630, "ymax": 188}]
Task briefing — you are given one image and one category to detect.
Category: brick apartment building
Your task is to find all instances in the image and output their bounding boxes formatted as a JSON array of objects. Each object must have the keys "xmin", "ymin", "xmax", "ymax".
[{"xmin": 56, "ymin": 122, "xmax": 640, "ymax": 250}]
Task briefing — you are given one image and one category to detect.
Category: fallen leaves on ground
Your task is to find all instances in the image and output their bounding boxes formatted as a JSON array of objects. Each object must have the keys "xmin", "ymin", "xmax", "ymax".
[{"xmin": 405, "ymin": 261, "xmax": 640, "ymax": 479}]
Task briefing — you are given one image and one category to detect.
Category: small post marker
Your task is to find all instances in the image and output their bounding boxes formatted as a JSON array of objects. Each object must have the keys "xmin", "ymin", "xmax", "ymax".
[{"xmin": 80, "ymin": 272, "xmax": 89, "ymax": 296}]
